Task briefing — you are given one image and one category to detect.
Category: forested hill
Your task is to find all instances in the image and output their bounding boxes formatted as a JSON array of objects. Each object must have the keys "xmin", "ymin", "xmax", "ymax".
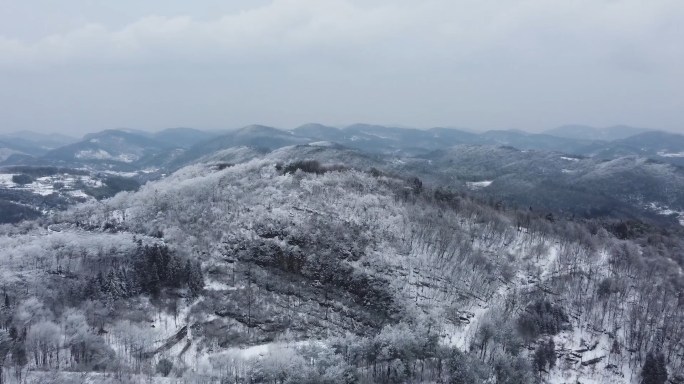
[{"xmin": 0, "ymin": 153, "xmax": 683, "ymax": 383}]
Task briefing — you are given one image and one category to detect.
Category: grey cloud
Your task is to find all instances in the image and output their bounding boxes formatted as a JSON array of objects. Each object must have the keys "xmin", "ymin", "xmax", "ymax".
[{"xmin": 0, "ymin": 0, "xmax": 682, "ymax": 135}]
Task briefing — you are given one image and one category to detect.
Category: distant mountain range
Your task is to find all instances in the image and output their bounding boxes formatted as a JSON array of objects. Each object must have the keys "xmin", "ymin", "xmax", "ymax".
[
  {"xmin": 3, "ymin": 124, "xmax": 684, "ymax": 171},
  {"xmin": 0, "ymin": 130, "xmax": 76, "ymax": 150},
  {"xmin": 3, "ymin": 123, "xmax": 684, "ymax": 226},
  {"xmin": 543, "ymin": 124, "xmax": 651, "ymax": 141}
]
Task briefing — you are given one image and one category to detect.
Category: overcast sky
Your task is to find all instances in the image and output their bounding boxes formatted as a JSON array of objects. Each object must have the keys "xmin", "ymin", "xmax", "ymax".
[{"xmin": 0, "ymin": 0, "xmax": 682, "ymax": 136}]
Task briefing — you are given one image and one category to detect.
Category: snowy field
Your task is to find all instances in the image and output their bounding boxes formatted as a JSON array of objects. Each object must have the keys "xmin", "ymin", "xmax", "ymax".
[{"xmin": 0, "ymin": 172, "xmax": 102, "ymax": 198}]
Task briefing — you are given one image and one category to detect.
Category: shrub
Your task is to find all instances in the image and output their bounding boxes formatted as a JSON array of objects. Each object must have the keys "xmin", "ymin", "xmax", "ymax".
[
  {"xmin": 448, "ymin": 349, "xmax": 491, "ymax": 384},
  {"xmin": 156, "ymin": 358, "xmax": 174, "ymax": 377},
  {"xmin": 281, "ymin": 160, "xmax": 347, "ymax": 175},
  {"xmin": 517, "ymin": 300, "xmax": 570, "ymax": 341},
  {"xmin": 493, "ymin": 355, "xmax": 535, "ymax": 384},
  {"xmin": 12, "ymin": 174, "xmax": 34, "ymax": 185},
  {"xmin": 597, "ymin": 277, "xmax": 623, "ymax": 299}
]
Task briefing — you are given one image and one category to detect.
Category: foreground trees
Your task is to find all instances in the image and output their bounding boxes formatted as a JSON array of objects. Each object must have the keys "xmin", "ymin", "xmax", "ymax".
[
  {"xmin": 0, "ymin": 330, "xmax": 10, "ymax": 384},
  {"xmin": 0, "ymin": 160, "xmax": 682, "ymax": 382},
  {"xmin": 83, "ymin": 243, "xmax": 204, "ymax": 302}
]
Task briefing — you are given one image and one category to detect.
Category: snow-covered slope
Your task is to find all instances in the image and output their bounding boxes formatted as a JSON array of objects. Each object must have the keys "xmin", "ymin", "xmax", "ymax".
[{"xmin": 0, "ymin": 152, "xmax": 682, "ymax": 383}]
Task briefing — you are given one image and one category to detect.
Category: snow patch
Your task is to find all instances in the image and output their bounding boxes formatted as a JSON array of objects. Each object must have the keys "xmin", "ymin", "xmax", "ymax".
[
  {"xmin": 68, "ymin": 189, "xmax": 91, "ymax": 198},
  {"xmin": 75, "ymin": 149, "xmax": 138, "ymax": 162},
  {"xmin": 308, "ymin": 141, "xmax": 336, "ymax": 147},
  {"xmin": 0, "ymin": 173, "xmax": 16, "ymax": 187},
  {"xmin": 466, "ymin": 180, "xmax": 493, "ymax": 190},
  {"xmin": 0, "ymin": 172, "xmax": 107, "ymax": 202},
  {"xmin": 114, "ymin": 153, "xmax": 139, "ymax": 163},
  {"xmin": 646, "ymin": 202, "xmax": 684, "ymax": 226},
  {"xmin": 205, "ymin": 279, "xmax": 242, "ymax": 291},
  {"xmin": 76, "ymin": 149, "xmax": 112, "ymax": 160},
  {"xmin": 103, "ymin": 170, "xmax": 139, "ymax": 177},
  {"xmin": 561, "ymin": 156, "xmax": 581, "ymax": 162},
  {"xmin": 657, "ymin": 150, "xmax": 684, "ymax": 158}
]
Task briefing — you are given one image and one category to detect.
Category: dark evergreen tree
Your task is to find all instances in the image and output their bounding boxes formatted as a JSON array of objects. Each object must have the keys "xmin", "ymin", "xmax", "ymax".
[
  {"xmin": 8, "ymin": 326, "xmax": 17, "ymax": 341},
  {"xmin": 546, "ymin": 339, "xmax": 556, "ymax": 370},
  {"xmin": 641, "ymin": 351, "xmax": 667, "ymax": 384},
  {"xmin": 517, "ymin": 300, "xmax": 570, "ymax": 341},
  {"xmin": 533, "ymin": 339, "xmax": 556, "ymax": 376},
  {"xmin": 186, "ymin": 260, "xmax": 204, "ymax": 297},
  {"xmin": 11, "ymin": 342, "xmax": 27, "ymax": 381}
]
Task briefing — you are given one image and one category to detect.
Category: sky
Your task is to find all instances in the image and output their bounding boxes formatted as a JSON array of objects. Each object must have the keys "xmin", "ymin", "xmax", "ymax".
[{"xmin": 0, "ymin": 0, "xmax": 682, "ymax": 136}]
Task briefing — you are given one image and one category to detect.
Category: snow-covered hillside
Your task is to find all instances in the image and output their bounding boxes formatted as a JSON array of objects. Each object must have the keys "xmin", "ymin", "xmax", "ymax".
[{"xmin": 0, "ymin": 154, "xmax": 682, "ymax": 383}]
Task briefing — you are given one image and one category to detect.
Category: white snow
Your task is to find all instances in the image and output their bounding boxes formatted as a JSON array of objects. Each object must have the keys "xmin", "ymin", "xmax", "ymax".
[
  {"xmin": 76, "ymin": 150, "xmax": 139, "ymax": 163},
  {"xmin": 0, "ymin": 172, "xmax": 106, "ymax": 202},
  {"xmin": 69, "ymin": 190, "xmax": 90, "ymax": 199},
  {"xmin": 103, "ymin": 170, "xmax": 139, "ymax": 177},
  {"xmin": 466, "ymin": 180, "xmax": 493, "ymax": 190},
  {"xmin": 114, "ymin": 153, "xmax": 139, "ymax": 163},
  {"xmin": 76, "ymin": 149, "xmax": 112, "ymax": 160},
  {"xmin": 657, "ymin": 150, "xmax": 684, "ymax": 158},
  {"xmin": 547, "ymin": 328, "xmax": 634, "ymax": 384},
  {"xmin": 308, "ymin": 141, "xmax": 336, "ymax": 147},
  {"xmin": 561, "ymin": 156, "xmax": 581, "ymax": 162},
  {"xmin": 646, "ymin": 202, "xmax": 684, "ymax": 226},
  {"xmin": 30, "ymin": 179, "xmax": 56, "ymax": 195},
  {"xmin": 204, "ymin": 279, "xmax": 242, "ymax": 291},
  {"xmin": 226, "ymin": 343, "xmax": 273, "ymax": 359},
  {"xmin": 0, "ymin": 173, "xmax": 16, "ymax": 187}
]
